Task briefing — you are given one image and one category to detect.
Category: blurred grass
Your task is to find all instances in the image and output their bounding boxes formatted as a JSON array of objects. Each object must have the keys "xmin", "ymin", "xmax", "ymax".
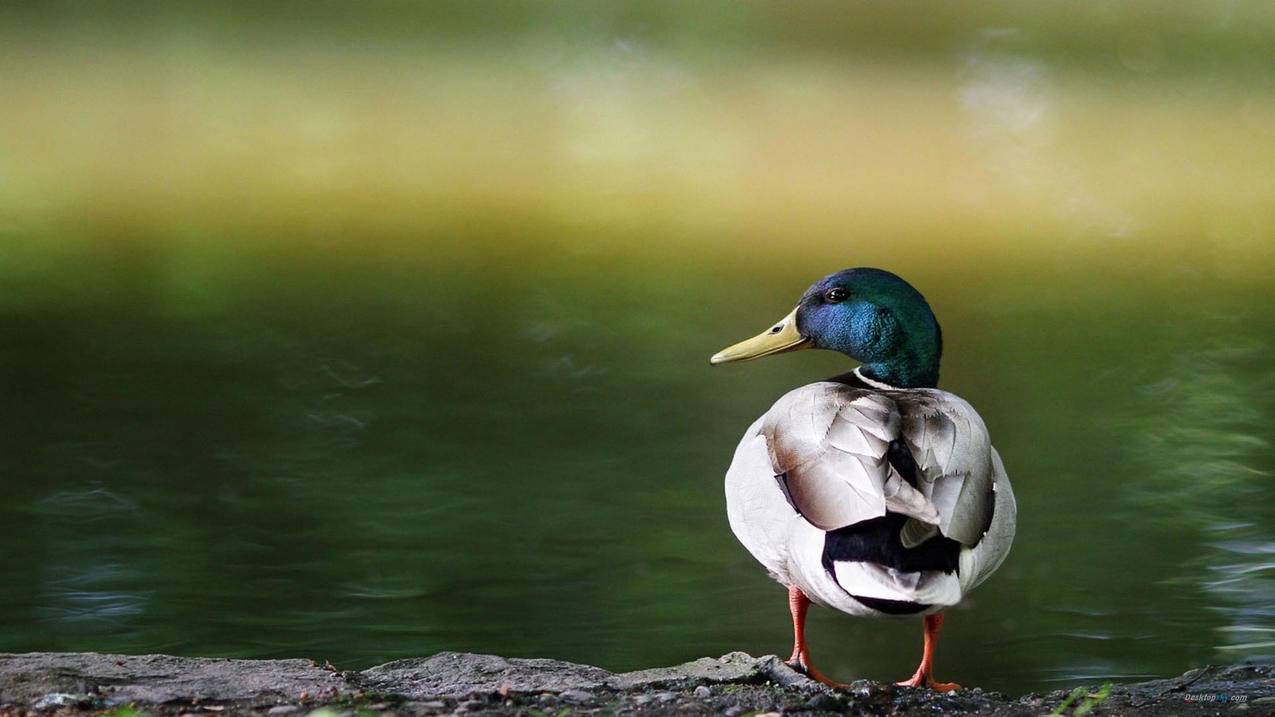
[{"xmin": 1, "ymin": 0, "xmax": 1274, "ymax": 296}]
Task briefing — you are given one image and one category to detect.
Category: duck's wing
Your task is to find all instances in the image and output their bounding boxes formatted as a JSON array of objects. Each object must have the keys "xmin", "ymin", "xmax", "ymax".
[
  {"xmin": 894, "ymin": 390, "xmax": 997, "ymax": 548},
  {"xmin": 761, "ymin": 383, "xmax": 941, "ymax": 532},
  {"xmin": 959, "ymin": 445, "xmax": 1016, "ymax": 593},
  {"xmin": 762, "ymin": 383, "xmax": 1000, "ymax": 548}
]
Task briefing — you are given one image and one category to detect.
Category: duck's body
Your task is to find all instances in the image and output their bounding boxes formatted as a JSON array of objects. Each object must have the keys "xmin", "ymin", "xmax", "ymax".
[
  {"xmin": 712, "ymin": 268, "xmax": 1016, "ymax": 690},
  {"xmin": 725, "ymin": 370, "xmax": 1016, "ymax": 618}
]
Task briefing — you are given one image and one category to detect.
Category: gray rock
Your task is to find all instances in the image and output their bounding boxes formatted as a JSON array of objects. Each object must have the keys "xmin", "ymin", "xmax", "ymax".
[
  {"xmin": 611, "ymin": 652, "xmax": 779, "ymax": 690},
  {"xmin": 755, "ymin": 655, "xmax": 819, "ymax": 689},
  {"xmin": 358, "ymin": 652, "xmax": 611, "ymax": 700},
  {"xmin": 559, "ymin": 689, "xmax": 593, "ymax": 703},
  {"xmin": 2, "ymin": 650, "xmax": 1273, "ymax": 717},
  {"xmin": 0, "ymin": 653, "xmax": 346, "ymax": 705},
  {"xmin": 804, "ymin": 692, "xmax": 841, "ymax": 710}
]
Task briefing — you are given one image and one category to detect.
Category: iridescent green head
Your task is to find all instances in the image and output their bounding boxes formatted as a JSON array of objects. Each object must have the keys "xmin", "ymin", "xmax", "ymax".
[{"xmin": 710, "ymin": 268, "xmax": 942, "ymax": 389}]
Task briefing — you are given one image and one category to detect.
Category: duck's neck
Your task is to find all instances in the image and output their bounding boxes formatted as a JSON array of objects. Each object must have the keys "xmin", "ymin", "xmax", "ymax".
[
  {"xmin": 857, "ymin": 355, "xmax": 939, "ymax": 390},
  {"xmin": 860, "ymin": 316, "xmax": 942, "ymax": 388}
]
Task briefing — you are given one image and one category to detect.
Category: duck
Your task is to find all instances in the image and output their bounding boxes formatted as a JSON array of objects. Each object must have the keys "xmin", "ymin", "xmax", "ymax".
[{"xmin": 710, "ymin": 267, "xmax": 1016, "ymax": 691}]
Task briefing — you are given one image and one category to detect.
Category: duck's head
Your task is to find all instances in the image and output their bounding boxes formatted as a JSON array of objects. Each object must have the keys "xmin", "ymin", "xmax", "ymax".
[{"xmin": 710, "ymin": 268, "xmax": 942, "ymax": 389}]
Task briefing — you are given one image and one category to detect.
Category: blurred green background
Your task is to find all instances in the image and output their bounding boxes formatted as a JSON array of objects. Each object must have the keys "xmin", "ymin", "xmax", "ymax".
[{"xmin": 1, "ymin": 1, "xmax": 1273, "ymax": 694}]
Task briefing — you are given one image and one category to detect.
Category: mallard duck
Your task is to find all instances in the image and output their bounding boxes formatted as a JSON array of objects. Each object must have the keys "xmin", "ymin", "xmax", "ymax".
[{"xmin": 711, "ymin": 268, "xmax": 1016, "ymax": 691}]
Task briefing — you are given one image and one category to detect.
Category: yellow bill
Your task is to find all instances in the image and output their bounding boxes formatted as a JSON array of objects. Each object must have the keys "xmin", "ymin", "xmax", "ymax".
[{"xmin": 710, "ymin": 306, "xmax": 812, "ymax": 365}]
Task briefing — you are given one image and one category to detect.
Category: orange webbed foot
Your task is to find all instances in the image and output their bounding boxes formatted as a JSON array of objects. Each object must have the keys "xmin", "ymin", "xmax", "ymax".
[{"xmin": 896, "ymin": 671, "xmax": 961, "ymax": 692}]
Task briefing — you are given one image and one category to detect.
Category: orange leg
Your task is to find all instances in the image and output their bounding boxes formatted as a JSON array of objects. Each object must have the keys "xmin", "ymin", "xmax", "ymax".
[
  {"xmin": 896, "ymin": 612, "xmax": 960, "ymax": 692},
  {"xmin": 784, "ymin": 585, "xmax": 848, "ymax": 688}
]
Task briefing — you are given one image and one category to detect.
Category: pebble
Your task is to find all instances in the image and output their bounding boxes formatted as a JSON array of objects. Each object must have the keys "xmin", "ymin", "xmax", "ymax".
[
  {"xmin": 655, "ymin": 691, "xmax": 677, "ymax": 703},
  {"xmin": 267, "ymin": 706, "xmax": 300, "ymax": 716},
  {"xmin": 693, "ymin": 685, "xmax": 712, "ymax": 698},
  {"xmin": 32, "ymin": 694, "xmax": 80, "ymax": 710},
  {"xmin": 631, "ymin": 695, "xmax": 654, "ymax": 706},
  {"xmin": 418, "ymin": 700, "xmax": 447, "ymax": 709},
  {"xmin": 847, "ymin": 679, "xmax": 875, "ymax": 697},
  {"xmin": 723, "ymin": 707, "xmax": 743, "ymax": 717}
]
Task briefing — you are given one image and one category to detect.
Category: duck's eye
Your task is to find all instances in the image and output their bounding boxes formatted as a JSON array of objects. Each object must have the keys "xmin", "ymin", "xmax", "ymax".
[{"xmin": 824, "ymin": 288, "xmax": 849, "ymax": 303}]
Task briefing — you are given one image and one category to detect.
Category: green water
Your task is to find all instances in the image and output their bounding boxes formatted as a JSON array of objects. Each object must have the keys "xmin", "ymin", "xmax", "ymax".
[
  {"xmin": 3, "ymin": 0, "xmax": 1275, "ymax": 695},
  {"xmin": 0, "ymin": 233, "xmax": 1271, "ymax": 694}
]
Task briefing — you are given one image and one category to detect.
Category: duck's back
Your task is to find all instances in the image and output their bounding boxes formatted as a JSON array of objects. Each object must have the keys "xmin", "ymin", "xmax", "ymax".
[{"xmin": 725, "ymin": 381, "xmax": 1016, "ymax": 615}]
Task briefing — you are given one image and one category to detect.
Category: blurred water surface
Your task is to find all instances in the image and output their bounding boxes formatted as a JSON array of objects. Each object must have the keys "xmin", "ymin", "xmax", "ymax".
[{"xmin": 1, "ymin": 1, "xmax": 1273, "ymax": 694}]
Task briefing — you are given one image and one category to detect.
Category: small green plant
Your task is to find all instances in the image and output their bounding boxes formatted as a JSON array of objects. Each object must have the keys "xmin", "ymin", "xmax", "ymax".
[
  {"xmin": 101, "ymin": 707, "xmax": 148, "ymax": 717},
  {"xmin": 1050, "ymin": 682, "xmax": 1112, "ymax": 716}
]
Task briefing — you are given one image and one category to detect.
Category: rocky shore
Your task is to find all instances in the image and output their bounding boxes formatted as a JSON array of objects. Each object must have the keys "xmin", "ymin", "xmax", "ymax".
[{"xmin": 1, "ymin": 651, "xmax": 1271, "ymax": 716}]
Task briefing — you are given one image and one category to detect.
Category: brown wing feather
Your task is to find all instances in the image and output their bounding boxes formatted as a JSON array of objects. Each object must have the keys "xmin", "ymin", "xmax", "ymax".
[{"xmin": 762, "ymin": 383, "xmax": 939, "ymax": 531}]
